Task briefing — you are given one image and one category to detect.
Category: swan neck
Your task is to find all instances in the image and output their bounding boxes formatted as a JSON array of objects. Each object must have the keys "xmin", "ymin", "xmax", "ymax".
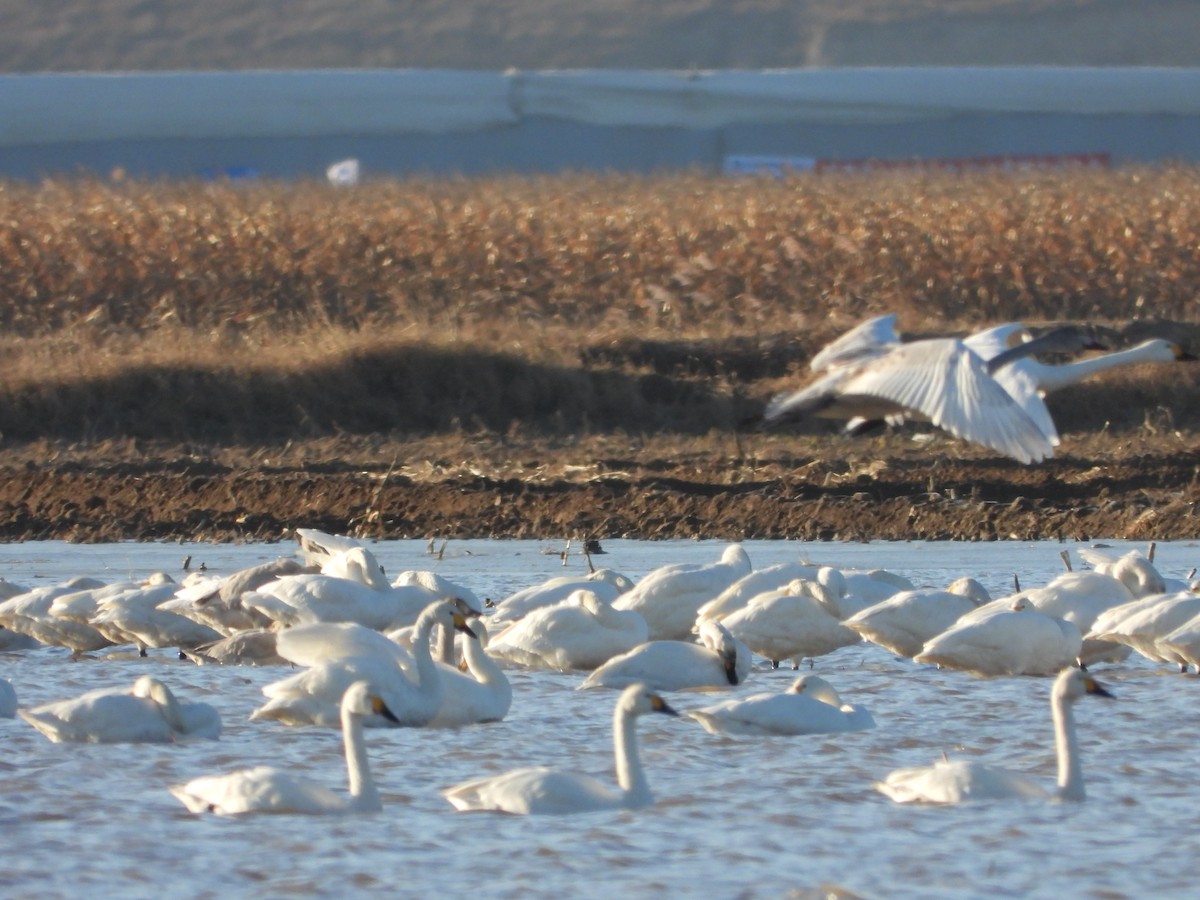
[
  {"xmin": 614, "ymin": 705, "xmax": 652, "ymax": 807},
  {"xmin": 342, "ymin": 709, "xmax": 381, "ymax": 812},
  {"xmin": 1052, "ymin": 694, "xmax": 1085, "ymax": 801},
  {"xmin": 1037, "ymin": 347, "xmax": 1156, "ymax": 392}
]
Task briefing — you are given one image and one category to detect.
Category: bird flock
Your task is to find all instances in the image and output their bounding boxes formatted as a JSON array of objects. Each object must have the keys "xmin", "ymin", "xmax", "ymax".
[{"xmin": 2, "ymin": 528, "xmax": 1197, "ymax": 816}]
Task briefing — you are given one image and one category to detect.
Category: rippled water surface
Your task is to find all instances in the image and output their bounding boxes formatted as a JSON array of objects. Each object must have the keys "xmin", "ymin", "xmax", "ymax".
[{"xmin": 2, "ymin": 538, "xmax": 1199, "ymax": 899}]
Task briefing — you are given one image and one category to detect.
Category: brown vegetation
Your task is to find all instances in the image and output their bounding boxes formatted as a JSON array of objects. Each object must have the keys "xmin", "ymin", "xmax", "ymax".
[{"xmin": 0, "ymin": 167, "xmax": 1197, "ymax": 542}]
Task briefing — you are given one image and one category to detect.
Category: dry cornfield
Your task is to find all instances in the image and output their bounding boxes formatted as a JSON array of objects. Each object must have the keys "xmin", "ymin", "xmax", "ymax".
[{"xmin": 0, "ymin": 167, "xmax": 1197, "ymax": 447}]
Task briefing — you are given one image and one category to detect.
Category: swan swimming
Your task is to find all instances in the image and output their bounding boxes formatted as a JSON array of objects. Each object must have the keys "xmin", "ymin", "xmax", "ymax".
[
  {"xmin": 171, "ymin": 680, "xmax": 398, "ymax": 815},
  {"xmin": 876, "ymin": 667, "xmax": 1113, "ymax": 803},
  {"xmin": 688, "ymin": 675, "xmax": 875, "ymax": 736},
  {"xmin": 20, "ymin": 676, "xmax": 221, "ymax": 743},
  {"xmin": 442, "ymin": 683, "xmax": 678, "ymax": 814},
  {"xmin": 579, "ymin": 618, "xmax": 751, "ymax": 692}
]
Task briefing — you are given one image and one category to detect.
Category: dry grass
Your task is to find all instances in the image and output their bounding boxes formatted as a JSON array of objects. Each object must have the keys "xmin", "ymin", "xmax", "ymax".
[{"xmin": 0, "ymin": 167, "xmax": 1197, "ymax": 447}]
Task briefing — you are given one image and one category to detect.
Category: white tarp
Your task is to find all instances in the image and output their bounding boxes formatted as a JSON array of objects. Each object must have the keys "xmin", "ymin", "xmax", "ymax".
[{"xmin": 0, "ymin": 69, "xmax": 517, "ymax": 146}]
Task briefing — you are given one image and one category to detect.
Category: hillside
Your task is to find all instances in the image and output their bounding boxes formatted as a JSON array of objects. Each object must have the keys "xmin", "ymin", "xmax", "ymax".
[{"xmin": 3, "ymin": 0, "xmax": 1199, "ymax": 73}]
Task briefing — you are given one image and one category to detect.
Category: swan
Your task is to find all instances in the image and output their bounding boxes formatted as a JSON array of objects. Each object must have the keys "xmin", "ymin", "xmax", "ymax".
[
  {"xmin": 442, "ymin": 683, "xmax": 678, "ymax": 814},
  {"xmin": 167, "ymin": 558, "xmax": 312, "ymax": 634},
  {"xmin": 579, "ymin": 619, "xmax": 751, "ymax": 692},
  {"xmin": 489, "ymin": 568, "xmax": 635, "ymax": 628},
  {"xmin": 183, "ymin": 629, "xmax": 287, "ymax": 666},
  {"xmin": 0, "ymin": 576, "xmax": 107, "ymax": 649},
  {"xmin": 914, "ymin": 597, "xmax": 1082, "ymax": 677},
  {"xmin": 761, "ymin": 315, "xmax": 1057, "ymax": 464},
  {"xmin": 688, "ymin": 674, "xmax": 875, "ymax": 736},
  {"xmin": 171, "ymin": 680, "xmax": 398, "ymax": 816},
  {"xmin": 20, "ymin": 676, "xmax": 221, "ymax": 743},
  {"xmin": 241, "ymin": 546, "xmax": 480, "ymax": 635},
  {"xmin": 426, "ymin": 619, "xmax": 512, "ymax": 727},
  {"xmin": 1156, "ymin": 615, "xmax": 1200, "ymax": 672},
  {"xmin": 876, "ymin": 667, "xmax": 1113, "ymax": 803},
  {"xmin": 613, "ymin": 544, "xmax": 753, "ymax": 641},
  {"xmin": 718, "ymin": 578, "xmax": 861, "ymax": 668},
  {"xmin": 251, "ymin": 601, "xmax": 476, "ymax": 727},
  {"xmin": 1086, "ymin": 590, "xmax": 1200, "ymax": 668},
  {"xmin": 486, "ymin": 589, "xmax": 649, "ymax": 671},
  {"xmin": 89, "ymin": 577, "xmax": 223, "ymax": 652},
  {"xmin": 0, "ymin": 677, "xmax": 16, "ymax": 718},
  {"xmin": 843, "ymin": 579, "xmax": 989, "ymax": 660}
]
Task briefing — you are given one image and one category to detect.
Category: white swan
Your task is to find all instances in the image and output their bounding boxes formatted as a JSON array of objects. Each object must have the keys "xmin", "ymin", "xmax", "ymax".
[
  {"xmin": 579, "ymin": 619, "xmax": 751, "ymax": 692},
  {"xmin": 250, "ymin": 601, "xmax": 476, "ymax": 727},
  {"xmin": 172, "ymin": 680, "xmax": 398, "ymax": 816},
  {"xmin": 844, "ymin": 579, "xmax": 989, "ymax": 659},
  {"xmin": 876, "ymin": 667, "xmax": 1113, "ymax": 803},
  {"xmin": 688, "ymin": 675, "xmax": 875, "ymax": 736},
  {"xmin": 89, "ymin": 577, "xmax": 223, "ymax": 652},
  {"xmin": 1157, "ymin": 615, "xmax": 1200, "ymax": 672},
  {"xmin": 489, "ymin": 568, "xmax": 635, "ymax": 628},
  {"xmin": 718, "ymin": 578, "xmax": 861, "ymax": 668},
  {"xmin": 914, "ymin": 597, "xmax": 1082, "ymax": 677},
  {"xmin": 613, "ymin": 544, "xmax": 752, "ymax": 641},
  {"xmin": 0, "ymin": 677, "xmax": 16, "ymax": 718},
  {"xmin": 487, "ymin": 589, "xmax": 649, "ymax": 671},
  {"xmin": 167, "ymin": 558, "xmax": 311, "ymax": 634},
  {"xmin": 442, "ymin": 683, "xmax": 677, "ymax": 814},
  {"xmin": 1087, "ymin": 590, "xmax": 1200, "ymax": 667},
  {"xmin": 20, "ymin": 676, "xmax": 221, "ymax": 743},
  {"xmin": 762, "ymin": 315, "xmax": 1056, "ymax": 464},
  {"xmin": 0, "ymin": 576, "xmax": 107, "ymax": 650},
  {"xmin": 184, "ymin": 629, "xmax": 287, "ymax": 666},
  {"xmin": 427, "ymin": 619, "xmax": 512, "ymax": 727}
]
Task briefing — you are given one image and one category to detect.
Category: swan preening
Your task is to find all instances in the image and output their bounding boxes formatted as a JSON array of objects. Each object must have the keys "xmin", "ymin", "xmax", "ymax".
[
  {"xmin": 877, "ymin": 668, "xmax": 1113, "ymax": 803},
  {"xmin": 442, "ymin": 683, "xmax": 678, "ymax": 814},
  {"xmin": 172, "ymin": 681, "xmax": 398, "ymax": 815},
  {"xmin": 20, "ymin": 676, "xmax": 221, "ymax": 743},
  {"xmin": 579, "ymin": 619, "xmax": 751, "ymax": 692},
  {"xmin": 763, "ymin": 315, "xmax": 1192, "ymax": 463}
]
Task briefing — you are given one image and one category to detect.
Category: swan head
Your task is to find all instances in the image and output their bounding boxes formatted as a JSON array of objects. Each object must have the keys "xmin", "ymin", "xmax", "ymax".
[
  {"xmin": 1133, "ymin": 338, "xmax": 1196, "ymax": 363},
  {"xmin": 1054, "ymin": 668, "xmax": 1114, "ymax": 704},
  {"xmin": 342, "ymin": 680, "xmax": 401, "ymax": 723},
  {"xmin": 1109, "ymin": 554, "xmax": 1166, "ymax": 598},
  {"xmin": 570, "ymin": 589, "xmax": 607, "ymax": 615},
  {"xmin": 589, "ymin": 569, "xmax": 635, "ymax": 593},
  {"xmin": 946, "ymin": 577, "xmax": 991, "ymax": 605},
  {"xmin": 425, "ymin": 600, "xmax": 478, "ymax": 640},
  {"xmin": 323, "ymin": 547, "xmax": 390, "ymax": 590},
  {"xmin": 720, "ymin": 544, "xmax": 752, "ymax": 571},
  {"xmin": 131, "ymin": 675, "xmax": 175, "ymax": 705},
  {"xmin": 619, "ymin": 682, "xmax": 679, "ymax": 719},
  {"xmin": 787, "ymin": 675, "xmax": 843, "ymax": 707}
]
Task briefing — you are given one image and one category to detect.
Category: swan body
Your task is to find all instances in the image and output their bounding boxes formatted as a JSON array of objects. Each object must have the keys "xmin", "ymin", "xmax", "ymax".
[
  {"xmin": 579, "ymin": 619, "xmax": 750, "ymax": 692},
  {"xmin": 90, "ymin": 578, "xmax": 223, "ymax": 651},
  {"xmin": 427, "ymin": 619, "xmax": 512, "ymax": 727},
  {"xmin": 914, "ymin": 598, "xmax": 1082, "ymax": 676},
  {"xmin": 0, "ymin": 677, "xmax": 16, "ymax": 717},
  {"xmin": 168, "ymin": 558, "xmax": 311, "ymax": 634},
  {"xmin": 443, "ymin": 683, "xmax": 677, "ymax": 814},
  {"xmin": 487, "ymin": 589, "xmax": 649, "ymax": 671},
  {"xmin": 489, "ymin": 568, "xmax": 634, "ymax": 627},
  {"xmin": 184, "ymin": 629, "xmax": 286, "ymax": 666},
  {"xmin": 764, "ymin": 316, "xmax": 1056, "ymax": 464},
  {"xmin": 20, "ymin": 676, "xmax": 221, "ymax": 743},
  {"xmin": 613, "ymin": 544, "xmax": 752, "ymax": 641},
  {"xmin": 688, "ymin": 675, "xmax": 875, "ymax": 736},
  {"xmin": 172, "ymin": 681, "xmax": 398, "ymax": 815},
  {"xmin": 1157, "ymin": 615, "xmax": 1200, "ymax": 671},
  {"xmin": 1087, "ymin": 590, "xmax": 1200, "ymax": 666},
  {"xmin": 0, "ymin": 577, "xmax": 107, "ymax": 648},
  {"xmin": 251, "ymin": 602, "xmax": 476, "ymax": 727},
  {"xmin": 241, "ymin": 566, "xmax": 440, "ymax": 632},
  {"xmin": 693, "ymin": 562, "xmax": 824, "ymax": 626},
  {"xmin": 718, "ymin": 579, "xmax": 861, "ymax": 666},
  {"xmin": 844, "ymin": 583, "xmax": 987, "ymax": 659},
  {"xmin": 877, "ymin": 668, "xmax": 1113, "ymax": 803}
]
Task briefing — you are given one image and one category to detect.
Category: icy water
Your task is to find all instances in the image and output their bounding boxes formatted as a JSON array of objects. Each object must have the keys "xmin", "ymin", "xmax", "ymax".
[{"xmin": 2, "ymin": 538, "xmax": 1198, "ymax": 900}]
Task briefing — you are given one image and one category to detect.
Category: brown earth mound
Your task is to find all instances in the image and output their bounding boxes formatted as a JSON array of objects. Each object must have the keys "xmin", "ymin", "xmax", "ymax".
[{"xmin": 1, "ymin": 430, "xmax": 1194, "ymax": 544}]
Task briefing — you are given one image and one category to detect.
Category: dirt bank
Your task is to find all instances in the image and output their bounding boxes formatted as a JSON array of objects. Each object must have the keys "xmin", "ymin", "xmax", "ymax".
[{"xmin": 0, "ymin": 431, "xmax": 1194, "ymax": 544}]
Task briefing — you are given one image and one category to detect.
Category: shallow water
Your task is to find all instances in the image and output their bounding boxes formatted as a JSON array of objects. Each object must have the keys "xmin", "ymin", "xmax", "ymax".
[{"xmin": 2, "ymin": 538, "xmax": 1198, "ymax": 899}]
